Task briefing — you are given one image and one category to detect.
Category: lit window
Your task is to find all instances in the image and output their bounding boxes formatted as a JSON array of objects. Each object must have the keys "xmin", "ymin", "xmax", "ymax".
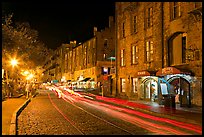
[
  {"xmin": 121, "ymin": 78, "xmax": 126, "ymax": 93},
  {"xmin": 132, "ymin": 78, "xmax": 138, "ymax": 93},
  {"xmin": 146, "ymin": 41, "xmax": 153, "ymax": 62},
  {"xmin": 121, "ymin": 49, "xmax": 125, "ymax": 66},
  {"xmin": 132, "ymin": 45, "xmax": 139, "ymax": 64},
  {"xmin": 103, "ymin": 53, "xmax": 106, "ymax": 59}
]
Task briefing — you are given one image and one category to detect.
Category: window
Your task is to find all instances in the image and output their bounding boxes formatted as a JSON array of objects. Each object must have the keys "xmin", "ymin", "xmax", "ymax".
[
  {"xmin": 146, "ymin": 7, "xmax": 153, "ymax": 28},
  {"xmin": 182, "ymin": 35, "xmax": 186, "ymax": 63},
  {"xmin": 65, "ymin": 53, "xmax": 68, "ymax": 73},
  {"xmin": 121, "ymin": 49, "xmax": 125, "ymax": 66},
  {"xmin": 132, "ymin": 78, "xmax": 138, "ymax": 94},
  {"xmin": 194, "ymin": 50, "xmax": 200, "ymax": 60},
  {"xmin": 68, "ymin": 51, "xmax": 72, "ymax": 71},
  {"xmin": 146, "ymin": 41, "xmax": 153, "ymax": 62},
  {"xmin": 169, "ymin": 33, "xmax": 187, "ymax": 66},
  {"xmin": 104, "ymin": 39, "xmax": 108, "ymax": 48},
  {"xmin": 73, "ymin": 49, "xmax": 76, "ymax": 70},
  {"xmin": 84, "ymin": 45, "xmax": 87, "ymax": 67},
  {"xmin": 132, "ymin": 45, "xmax": 139, "ymax": 64},
  {"xmin": 170, "ymin": 2, "xmax": 181, "ymax": 20},
  {"xmin": 122, "ymin": 22, "xmax": 125, "ymax": 38},
  {"xmin": 103, "ymin": 53, "xmax": 107, "ymax": 60},
  {"xmin": 194, "ymin": 2, "xmax": 202, "ymax": 8},
  {"xmin": 121, "ymin": 78, "xmax": 126, "ymax": 93},
  {"xmin": 133, "ymin": 15, "xmax": 138, "ymax": 33}
]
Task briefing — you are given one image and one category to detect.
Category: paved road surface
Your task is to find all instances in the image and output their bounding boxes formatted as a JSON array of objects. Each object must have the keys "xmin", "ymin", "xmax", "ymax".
[{"xmin": 17, "ymin": 89, "xmax": 202, "ymax": 135}]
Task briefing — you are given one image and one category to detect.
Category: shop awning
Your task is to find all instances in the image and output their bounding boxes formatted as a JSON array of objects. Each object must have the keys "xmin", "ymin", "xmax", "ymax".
[
  {"xmin": 156, "ymin": 67, "xmax": 192, "ymax": 76},
  {"xmin": 79, "ymin": 77, "xmax": 91, "ymax": 82},
  {"xmin": 137, "ymin": 70, "xmax": 157, "ymax": 76}
]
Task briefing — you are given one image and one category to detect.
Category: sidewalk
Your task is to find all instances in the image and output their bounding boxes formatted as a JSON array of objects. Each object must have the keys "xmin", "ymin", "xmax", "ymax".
[{"xmin": 2, "ymin": 95, "xmax": 28, "ymax": 135}]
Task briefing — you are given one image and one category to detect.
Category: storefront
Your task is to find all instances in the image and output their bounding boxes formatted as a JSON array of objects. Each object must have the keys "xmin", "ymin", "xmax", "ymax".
[
  {"xmin": 137, "ymin": 70, "xmax": 159, "ymax": 102},
  {"xmin": 156, "ymin": 67, "xmax": 193, "ymax": 107}
]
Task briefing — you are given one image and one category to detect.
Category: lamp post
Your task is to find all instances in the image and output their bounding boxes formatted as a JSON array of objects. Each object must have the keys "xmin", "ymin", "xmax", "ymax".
[{"xmin": 9, "ymin": 58, "xmax": 19, "ymax": 97}]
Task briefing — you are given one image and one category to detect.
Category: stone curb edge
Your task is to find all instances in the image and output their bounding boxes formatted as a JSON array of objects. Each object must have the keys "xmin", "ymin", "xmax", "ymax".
[{"xmin": 9, "ymin": 93, "xmax": 38, "ymax": 135}]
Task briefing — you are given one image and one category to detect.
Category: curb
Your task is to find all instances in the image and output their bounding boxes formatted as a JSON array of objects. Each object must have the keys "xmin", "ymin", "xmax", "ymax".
[{"xmin": 9, "ymin": 93, "xmax": 37, "ymax": 135}]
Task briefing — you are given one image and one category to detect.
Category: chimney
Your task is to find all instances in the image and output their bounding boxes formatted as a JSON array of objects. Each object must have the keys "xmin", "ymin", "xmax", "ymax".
[
  {"xmin": 109, "ymin": 16, "xmax": 114, "ymax": 28},
  {"xmin": 93, "ymin": 27, "xmax": 97, "ymax": 36}
]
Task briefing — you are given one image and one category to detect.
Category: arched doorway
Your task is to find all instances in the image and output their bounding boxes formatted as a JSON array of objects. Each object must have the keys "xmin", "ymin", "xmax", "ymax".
[
  {"xmin": 142, "ymin": 78, "xmax": 158, "ymax": 102},
  {"xmin": 168, "ymin": 76, "xmax": 191, "ymax": 107},
  {"xmin": 168, "ymin": 32, "xmax": 187, "ymax": 66}
]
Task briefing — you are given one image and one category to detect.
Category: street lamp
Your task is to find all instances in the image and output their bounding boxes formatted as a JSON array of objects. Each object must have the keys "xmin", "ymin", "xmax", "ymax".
[
  {"xmin": 8, "ymin": 58, "xmax": 19, "ymax": 97},
  {"xmin": 10, "ymin": 58, "xmax": 18, "ymax": 68}
]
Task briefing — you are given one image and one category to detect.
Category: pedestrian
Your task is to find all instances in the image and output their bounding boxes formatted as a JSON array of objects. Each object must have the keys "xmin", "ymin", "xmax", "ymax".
[
  {"xmin": 8, "ymin": 82, "xmax": 14, "ymax": 97},
  {"xmin": 31, "ymin": 83, "xmax": 36, "ymax": 95},
  {"xmin": 25, "ymin": 83, "xmax": 30, "ymax": 99},
  {"xmin": 175, "ymin": 93, "xmax": 180, "ymax": 103}
]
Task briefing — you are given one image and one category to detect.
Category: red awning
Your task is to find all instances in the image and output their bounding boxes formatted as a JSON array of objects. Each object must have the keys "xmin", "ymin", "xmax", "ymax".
[
  {"xmin": 156, "ymin": 67, "xmax": 192, "ymax": 76},
  {"xmin": 137, "ymin": 70, "xmax": 156, "ymax": 76}
]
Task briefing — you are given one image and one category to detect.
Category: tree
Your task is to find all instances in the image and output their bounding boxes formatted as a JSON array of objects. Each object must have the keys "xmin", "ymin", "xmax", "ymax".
[
  {"xmin": 2, "ymin": 14, "xmax": 53, "ymax": 68},
  {"xmin": 2, "ymin": 14, "xmax": 53, "ymax": 93}
]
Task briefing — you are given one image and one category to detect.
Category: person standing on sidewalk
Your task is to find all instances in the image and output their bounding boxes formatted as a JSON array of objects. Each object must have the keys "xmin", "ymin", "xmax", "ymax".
[
  {"xmin": 25, "ymin": 83, "xmax": 30, "ymax": 99},
  {"xmin": 8, "ymin": 81, "xmax": 14, "ymax": 98}
]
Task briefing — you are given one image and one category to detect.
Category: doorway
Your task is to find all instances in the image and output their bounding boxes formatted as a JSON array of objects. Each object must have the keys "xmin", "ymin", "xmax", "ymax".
[
  {"xmin": 143, "ymin": 78, "xmax": 158, "ymax": 102},
  {"xmin": 168, "ymin": 77, "xmax": 191, "ymax": 107}
]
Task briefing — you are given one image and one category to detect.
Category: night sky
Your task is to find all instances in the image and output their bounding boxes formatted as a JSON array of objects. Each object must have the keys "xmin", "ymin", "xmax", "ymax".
[{"xmin": 2, "ymin": 1, "xmax": 115, "ymax": 50}]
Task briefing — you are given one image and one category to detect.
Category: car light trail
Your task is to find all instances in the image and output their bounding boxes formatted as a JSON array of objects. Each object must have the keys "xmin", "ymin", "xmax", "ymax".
[
  {"xmin": 81, "ymin": 100, "xmax": 191, "ymax": 135},
  {"xmin": 77, "ymin": 96, "xmax": 202, "ymax": 134},
  {"xmin": 48, "ymin": 92, "xmax": 134, "ymax": 135},
  {"xmin": 46, "ymin": 88, "xmax": 202, "ymax": 134},
  {"xmin": 94, "ymin": 95, "xmax": 202, "ymax": 134}
]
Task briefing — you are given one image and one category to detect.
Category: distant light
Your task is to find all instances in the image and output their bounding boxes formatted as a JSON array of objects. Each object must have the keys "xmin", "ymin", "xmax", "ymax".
[
  {"xmin": 26, "ymin": 73, "xmax": 34, "ymax": 80},
  {"xmin": 103, "ymin": 67, "xmax": 108, "ymax": 73}
]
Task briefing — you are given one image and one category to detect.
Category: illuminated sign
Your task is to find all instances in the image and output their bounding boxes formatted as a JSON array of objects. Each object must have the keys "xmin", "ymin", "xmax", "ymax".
[
  {"xmin": 137, "ymin": 71, "xmax": 150, "ymax": 76},
  {"xmin": 162, "ymin": 67, "xmax": 173, "ymax": 75}
]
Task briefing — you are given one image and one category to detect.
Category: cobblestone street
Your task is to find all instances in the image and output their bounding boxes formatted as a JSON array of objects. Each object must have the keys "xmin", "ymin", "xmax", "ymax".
[{"xmin": 17, "ymin": 90, "xmax": 202, "ymax": 135}]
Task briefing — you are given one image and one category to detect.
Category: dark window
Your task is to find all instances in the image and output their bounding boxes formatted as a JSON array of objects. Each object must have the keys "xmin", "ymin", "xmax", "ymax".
[
  {"xmin": 146, "ymin": 7, "xmax": 153, "ymax": 28},
  {"xmin": 194, "ymin": 2, "xmax": 202, "ymax": 8},
  {"xmin": 182, "ymin": 36, "xmax": 186, "ymax": 63},
  {"xmin": 122, "ymin": 22, "xmax": 125, "ymax": 38},
  {"xmin": 194, "ymin": 50, "xmax": 200, "ymax": 60},
  {"xmin": 104, "ymin": 39, "xmax": 108, "ymax": 48},
  {"xmin": 133, "ymin": 15, "xmax": 137, "ymax": 33},
  {"xmin": 170, "ymin": 2, "xmax": 181, "ymax": 20}
]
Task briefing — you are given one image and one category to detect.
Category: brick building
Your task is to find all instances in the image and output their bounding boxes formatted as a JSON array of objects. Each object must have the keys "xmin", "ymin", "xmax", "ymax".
[
  {"xmin": 115, "ymin": 2, "xmax": 202, "ymax": 106},
  {"xmin": 43, "ymin": 16, "xmax": 116, "ymax": 96}
]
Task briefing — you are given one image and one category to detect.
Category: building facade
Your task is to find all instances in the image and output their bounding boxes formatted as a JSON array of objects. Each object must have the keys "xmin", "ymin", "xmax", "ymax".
[
  {"xmin": 43, "ymin": 16, "xmax": 116, "ymax": 97},
  {"xmin": 115, "ymin": 2, "xmax": 202, "ymax": 106}
]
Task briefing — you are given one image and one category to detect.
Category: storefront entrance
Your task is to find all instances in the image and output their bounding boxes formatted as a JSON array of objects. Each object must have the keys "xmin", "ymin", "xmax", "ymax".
[
  {"xmin": 142, "ymin": 78, "xmax": 158, "ymax": 102},
  {"xmin": 168, "ymin": 76, "xmax": 191, "ymax": 107}
]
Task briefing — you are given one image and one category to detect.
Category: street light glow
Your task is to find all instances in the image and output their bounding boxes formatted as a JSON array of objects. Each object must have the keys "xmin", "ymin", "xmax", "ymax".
[
  {"xmin": 26, "ymin": 73, "xmax": 34, "ymax": 80},
  {"xmin": 23, "ymin": 71, "xmax": 30, "ymax": 76},
  {"xmin": 10, "ymin": 58, "xmax": 18, "ymax": 67}
]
